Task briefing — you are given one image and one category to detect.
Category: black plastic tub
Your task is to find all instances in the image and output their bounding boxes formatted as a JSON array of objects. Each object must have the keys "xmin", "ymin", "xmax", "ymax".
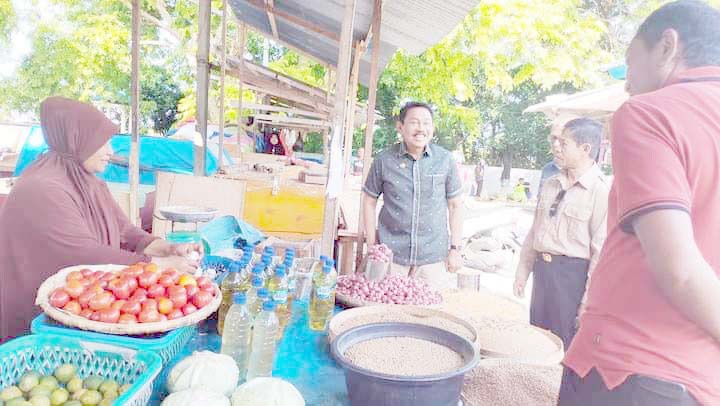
[{"xmin": 331, "ymin": 322, "xmax": 480, "ymax": 406}]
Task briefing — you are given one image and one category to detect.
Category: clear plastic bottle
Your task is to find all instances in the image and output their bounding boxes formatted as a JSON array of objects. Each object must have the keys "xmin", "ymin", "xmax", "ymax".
[
  {"xmin": 309, "ymin": 263, "xmax": 337, "ymax": 331},
  {"xmin": 251, "ymin": 287, "xmax": 270, "ymax": 317},
  {"xmin": 220, "ymin": 293, "xmax": 253, "ymax": 377},
  {"xmin": 284, "ymin": 252, "xmax": 297, "ymax": 302},
  {"xmin": 249, "ymin": 264, "xmax": 266, "ymax": 287},
  {"xmin": 246, "ymin": 277, "xmax": 264, "ymax": 317},
  {"xmin": 312, "ymin": 255, "xmax": 329, "ymax": 282},
  {"xmin": 218, "ymin": 261, "xmax": 244, "ymax": 335},
  {"xmin": 268, "ymin": 265, "xmax": 291, "ymax": 337},
  {"xmin": 246, "ymin": 300, "xmax": 280, "ymax": 380}
]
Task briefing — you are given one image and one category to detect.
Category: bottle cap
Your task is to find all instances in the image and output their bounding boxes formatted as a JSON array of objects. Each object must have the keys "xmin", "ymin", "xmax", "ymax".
[
  {"xmin": 258, "ymin": 288, "xmax": 269, "ymax": 299},
  {"xmin": 232, "ymin": 293, "xmax": 246, "ymax": 305},
  {"xmin": 262, "ymin": 300, "xmax": 276, "ymax": 311},
  {"xmin": 322, "ymin": 264, "xmax": 332, "ymax": 274},
  {"xmin": 252, "ymin": 277, "xmax": 263, "ymax": 287},
  {"xmin": 275, "ymin": 265, "xmax": 286, "ymax": 278}
]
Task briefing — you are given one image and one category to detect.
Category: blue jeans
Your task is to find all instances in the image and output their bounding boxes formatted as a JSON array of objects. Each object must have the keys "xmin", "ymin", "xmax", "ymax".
[{"xmin": 558, "ymin": 367, "xmax": 699, "ymax": 406}]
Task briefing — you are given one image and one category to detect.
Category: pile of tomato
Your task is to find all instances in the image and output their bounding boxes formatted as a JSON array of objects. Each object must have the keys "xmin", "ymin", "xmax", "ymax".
[{"xmin": 48, "ymin": 263, "xmax": 217, "ymax": 324}]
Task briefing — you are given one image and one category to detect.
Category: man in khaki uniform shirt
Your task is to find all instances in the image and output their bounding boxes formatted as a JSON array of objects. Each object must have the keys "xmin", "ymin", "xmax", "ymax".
[{"xmin": 514, "ymin": 117, "xmax": 609, "ymax": 349}]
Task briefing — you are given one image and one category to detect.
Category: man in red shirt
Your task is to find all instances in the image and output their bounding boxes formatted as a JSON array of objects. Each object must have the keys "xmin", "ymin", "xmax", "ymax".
[{"xmin": 560, "ymin": 1, "xmax": 720, "ymax": 405}]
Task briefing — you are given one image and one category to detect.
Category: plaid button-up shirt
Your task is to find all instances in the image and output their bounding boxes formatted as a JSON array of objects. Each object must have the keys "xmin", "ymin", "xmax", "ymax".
[{"xmin": 363, "ymin": 142, "xmax": 463, "ymax": 266}]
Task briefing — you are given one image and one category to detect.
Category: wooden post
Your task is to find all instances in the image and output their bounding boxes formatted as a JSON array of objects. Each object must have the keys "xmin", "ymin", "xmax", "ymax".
[
  {"xmin": 129, "ymin": 0, "xmax": 141, "ymax": 226},
  {"xmin": 357, "ymin": 0, "xmax": 383, "ymax": 264},
  {"xmin": 217, "ymin": 0, "xmax": 228, "ymax": 170},
  {"xmin": 195, "ymin": 0, "xmax": 212, "ymax": 176},
  {"xmin": 320, "ymin": 0, "xmax": 357, "ymax": 257},
  {"xmin": 343, "ymin": 43, "xmax": 362, "ymax": 184},
  {"xmin": 237, "ymin": 23, "xmax": 246, "ymax": 163}
]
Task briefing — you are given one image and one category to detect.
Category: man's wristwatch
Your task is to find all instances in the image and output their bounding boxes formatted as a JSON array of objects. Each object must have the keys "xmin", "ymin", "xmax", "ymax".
[{"xmin": 450, "ymin": 244, "xmax": 462, "ymax": 251}]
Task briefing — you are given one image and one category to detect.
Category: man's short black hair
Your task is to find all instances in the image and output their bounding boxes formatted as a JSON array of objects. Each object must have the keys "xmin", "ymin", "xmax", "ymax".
[
  {"xmin": 636, "ymin": 0, "xmax": 720, "ymax": 67},
  {"xmin": 564, "ymin": 118, "xmax": 603, "ymax": 161},
  {"xmin": 398, "ymin": 101, "xmax": 434, "ymax": 123}
]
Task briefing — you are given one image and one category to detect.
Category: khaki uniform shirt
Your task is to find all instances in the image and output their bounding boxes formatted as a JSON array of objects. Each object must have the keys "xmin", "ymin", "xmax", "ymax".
[{"xmin": 518, "ymin": 164, "xmax": 609, "ymax": 303}]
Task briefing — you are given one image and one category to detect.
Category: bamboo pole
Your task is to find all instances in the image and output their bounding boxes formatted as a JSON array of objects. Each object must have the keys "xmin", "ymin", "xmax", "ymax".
[
  {"xmin": 237, "ymin": 22, "xmax": 246, "ymax": 164},
  {"xmin": 129, "ymin": 0, "xmax": 140, "ymax": 225},
  {"xmin": 357, "ymin": 0, "xmax": 383, "ymax": 264},
  {"xmin": 218, "ymin": 0, "xmax": 228, "ymax": 170},
  {"xmin": 195, "ymin": 0, "xmax": 211, "ymax": 176}
]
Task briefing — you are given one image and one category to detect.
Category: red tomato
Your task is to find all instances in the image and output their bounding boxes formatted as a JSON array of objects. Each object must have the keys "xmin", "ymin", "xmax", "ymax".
[
  {"xmin": 111, "ymin": 299, "xmax": 126, "ymax": 311},
  {"xmin": 144, "ymin": 263, "xmax": 159, "ymax": 273},
  {"xmin": 158, "ymin": 275, "xmax": 176, "ymax": 288},
  {"xmin": 182, "ymin": 303, "xmax": 198, "ymax": 316},
  {"xmin": 89, "ymin": 311, "xmax": 102, "ymax": 321},
  {"xmin": 80, "ymin": 269, "xmax": 94, "ymax": 278},
  {"xmin": 185, "ymin": 285, "xmax": 200, "ymax": 299},
  {"xmin": 167, "ymin": 285, "xmax": 185, "ymax": 296},
  {"xmin": 147, "ymin": 284, "xmax": 166, "ymax": 299},
  {"xmin": 98, "ymin": 308, "xmax": 120, "ymax": 323},
  {"xmin": 124, "ymin": 277, "xmax": 138, "ymax": 292},
  {"xmin": 118, "ymin": 314, "xmax": 138, "ymax": 324},
  {"xmin": 64, "ymin": 280, "xmax": 85, "ymax": 299},
  {"xmin": 131, "ymin": 288, "xmax": 148, "ymax": 301},
  {"xmin": 88, "ymin": 281, "xmax": 106, "ymax": 292},
  {"xmin": 63, "ymin": 300, "xmax": 82, "ymax": 315},
  {"xmin": 157, "ymin": 297, "xmax": 173, "ymax": 315},
  {"xmin": 168, "ymin": 289, "xmax": 187, "ymax": 309},
  {"xmin": 141, "ymin": 299, "xmax": 158, "ymax": 311},
  {"xmin": 79, "ymin": 308, "xmax": 94, "ymax": 319},
  {"xmin": 121, "ymin": 267, "xmax": 144, "ymax": 278},
  {"xmin": 158, "ymin": 314, "xmax": 168, "ymax": 322},
  {"xmin": 161, "ymin": 269, "xmax": 181, "ymax": 284},
  {"xmin": 89, "ymin": 292, "xmax": 113, "ymax": 311},
  {"xmin": 78, "ymin": 290, "xmax": 97, "ymax": 309},
  {"xmin": 167, "ymin": 308, "xmax": 184, "ymax": 320},
  {"xmin": 121, "ymin": 299, "xmax": 142, "ymax": 315},
  {"xmin": 49, "ymin": 288, "xmax": 70, "ymax": 308},
  {"xmin": 66, "ymin": 271, "xmax": 84, "ymax": 282},
  {"xmin": 200, "ymin": 284, "xmax": 215, "ymax": 296},
  {"xmin": 192, "ymin": 291, "xmax": 213, "ymax": 309},
  {"xmin": 138, "ymin": 308, "xmax": 161, "ymax": 323},
  {"xmin": 101, "ymin": 272, "xmax": 117, "ymax": 282},
  {"xmin": 138, "ymin": 271, "xmax": 160, "ymax": 288},
  {"xmin": 109, "ymin": 278, "xmax": 131, "ymax": 300},
  {"xmin": 196, "ymin": 276, "xmax": 212, "ymax": 289},
  {"xmin": 92, "ymin": 270, "xmax": 106, "ymax": 280}
]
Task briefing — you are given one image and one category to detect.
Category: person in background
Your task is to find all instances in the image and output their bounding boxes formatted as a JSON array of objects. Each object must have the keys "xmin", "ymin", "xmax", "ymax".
[
  {"xmin": 561, "ymin": 2, "xmax": 720, "ymax": 405},
  {"xmin": 511, "ymin": 178, "xmax": 528, "ymax": 202},
  {"xmin": 514, "ymin": 117, "xmax": 609, "ymax": 350},
  {"xmin": 352, "ymin": 147, "xmax": 365, "ymax": 176},
  {"xmin": 362, "ymin": 101, "xmax": 464, "ymax": 289},
  {"xmin": 0, "ymin": 97, "xmax": 201, "ymax": 343}
]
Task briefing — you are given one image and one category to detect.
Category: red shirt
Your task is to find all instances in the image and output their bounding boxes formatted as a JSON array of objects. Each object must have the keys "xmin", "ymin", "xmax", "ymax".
[{"xmin": 565, "ymin": 67, "xmax": 720, "ymax": 405}]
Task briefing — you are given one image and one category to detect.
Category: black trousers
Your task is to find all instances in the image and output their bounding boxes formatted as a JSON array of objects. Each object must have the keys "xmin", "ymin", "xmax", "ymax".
[
  {"xmin": 558, "ymin": 368, "xmax": 699, "ymax": 406},
  {"xmin": 530, "ymin": 254, "xmax": 588, "ymax": 350}
]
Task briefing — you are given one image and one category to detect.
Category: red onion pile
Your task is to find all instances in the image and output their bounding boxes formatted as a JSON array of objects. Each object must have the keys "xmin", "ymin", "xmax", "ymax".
[{"xmin": 337, "ymin": 273, "xmax": 442, "ymax": 306}]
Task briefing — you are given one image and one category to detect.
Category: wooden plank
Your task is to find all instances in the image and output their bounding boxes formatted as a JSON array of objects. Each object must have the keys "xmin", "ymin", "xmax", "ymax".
[
  {"xmin": 234, "ymin": 103, "xmax": 328, "ymax": 119},
  {"xmin": 218, "ymin": 0, "xmax": 228, "ymax": 170},
  {"xmin": 195, "ymin": 0, "xmax": 212, "ymax": 176},
  {"xmin": 249, "ymin": 113, "xmax": 330, "ymax": 127},
  {"xmin": 129, "ymin": 0, "xmax": 141, "ymax": 226},
  {"xmin": 152, "ymin": 172, "xmax": 247, "ymax": 238},
  {"xmin": 245, "ymin": 0, "xmax": 340, "ymax": 42},
  {"xmin": 237, "ymin": 22, "xmax": 246, "ymax": 164},
  {"xmin": 265, "ymin": 0, "xmax": 279, "ymax": 39},
  {"xmin": 358, "ymin": 0, "xmax": 383, "ymax": 264},
  {"xmin": 321, "ymin": 0, "xmax": 357, "ymax": 257}
]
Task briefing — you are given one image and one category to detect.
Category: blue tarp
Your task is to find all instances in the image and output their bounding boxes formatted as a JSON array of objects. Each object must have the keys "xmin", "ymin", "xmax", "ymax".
[
  {"xmin": 199, "ymin": 215, "xmax": 265, "ymax": 254},
  {"xmin": 13, "ymin": 126, "xmax": 230, "ymax": 185}
]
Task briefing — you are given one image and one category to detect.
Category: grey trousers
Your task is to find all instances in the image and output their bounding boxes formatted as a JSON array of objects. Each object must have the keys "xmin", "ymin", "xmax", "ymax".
[
  {"xmin": 530, "ymin": 254, "xmax": 589, "ymax": 350},
  {"xmin": 558, "ymin": 367, "xmax": 699, "ymax": 406}
]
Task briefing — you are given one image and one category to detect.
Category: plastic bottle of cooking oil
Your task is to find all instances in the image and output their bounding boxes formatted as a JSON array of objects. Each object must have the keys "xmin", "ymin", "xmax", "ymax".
[
  {"xmin": 246, "ymin": 300, "xmax": 279, "ymax": 380},
  {"xmin": 268, "ymin": 265, "xmax": 291, "ymax": 337},
  {"xmin": 251, "ymin": 288, "xmax": 270, "ymax": 318},
  {"xmin": 311, "ymin": 255, "xmax": 328, "ymax": 280},
  {"xmin": 220, "ymin": 293, "xmax": 253, "ymax": 377},
  {"xmin": 218, "ymin": 261, "xmax": 245, "ymax": 335},
  {"xmin": 309, "ymin": 263, "xmax": 337, "ymax": 331},
  {"xmin": 246, "ymin": 277, "xmax": 264, "ymax": 317},
  {"xmin": 283, "ymin": 252, "xmax": 297, "ymax": 303}
]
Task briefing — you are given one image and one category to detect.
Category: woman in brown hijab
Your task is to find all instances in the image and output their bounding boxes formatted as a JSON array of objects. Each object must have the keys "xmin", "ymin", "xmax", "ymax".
[{"xmin": 0, "ymin": 97, "xmax": 200, "ymax": 342}]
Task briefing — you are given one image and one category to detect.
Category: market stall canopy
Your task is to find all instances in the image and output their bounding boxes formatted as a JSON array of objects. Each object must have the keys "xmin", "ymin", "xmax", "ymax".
[
  {"xmin": 524, "ymin": 82, "xmax": 629, "ymax": 120},
  {"xmin": 228, "ymin": 0, "xmax": 480, "ymax": 85}
]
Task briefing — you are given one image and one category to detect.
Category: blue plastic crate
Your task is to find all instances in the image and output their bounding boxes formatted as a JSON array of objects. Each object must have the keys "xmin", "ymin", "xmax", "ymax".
[
  {"xmin": 0, "ymin": 334, "xmax": 162, "ymax": 406},
  {"xmin": 31, "ymin": 314, "xmax": 196, "ymax": 365}
]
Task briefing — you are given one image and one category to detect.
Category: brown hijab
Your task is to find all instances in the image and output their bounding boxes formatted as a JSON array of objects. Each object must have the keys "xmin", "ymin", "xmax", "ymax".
[{"xmin": 0, "ymin": 97, "xmax": 156, "ymax": 341}]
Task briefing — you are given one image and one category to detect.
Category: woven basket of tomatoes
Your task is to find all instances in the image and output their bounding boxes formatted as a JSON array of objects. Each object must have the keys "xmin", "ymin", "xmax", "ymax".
[{"xmin": 35, "ymin": 263, "xmax": 221, "ymax": 335}]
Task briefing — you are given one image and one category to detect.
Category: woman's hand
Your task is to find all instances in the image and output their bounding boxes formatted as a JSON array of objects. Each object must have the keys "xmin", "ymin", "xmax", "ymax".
[{"xmin": 152, "ymin": 255, "xmax": 199, "ymax": 275}]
